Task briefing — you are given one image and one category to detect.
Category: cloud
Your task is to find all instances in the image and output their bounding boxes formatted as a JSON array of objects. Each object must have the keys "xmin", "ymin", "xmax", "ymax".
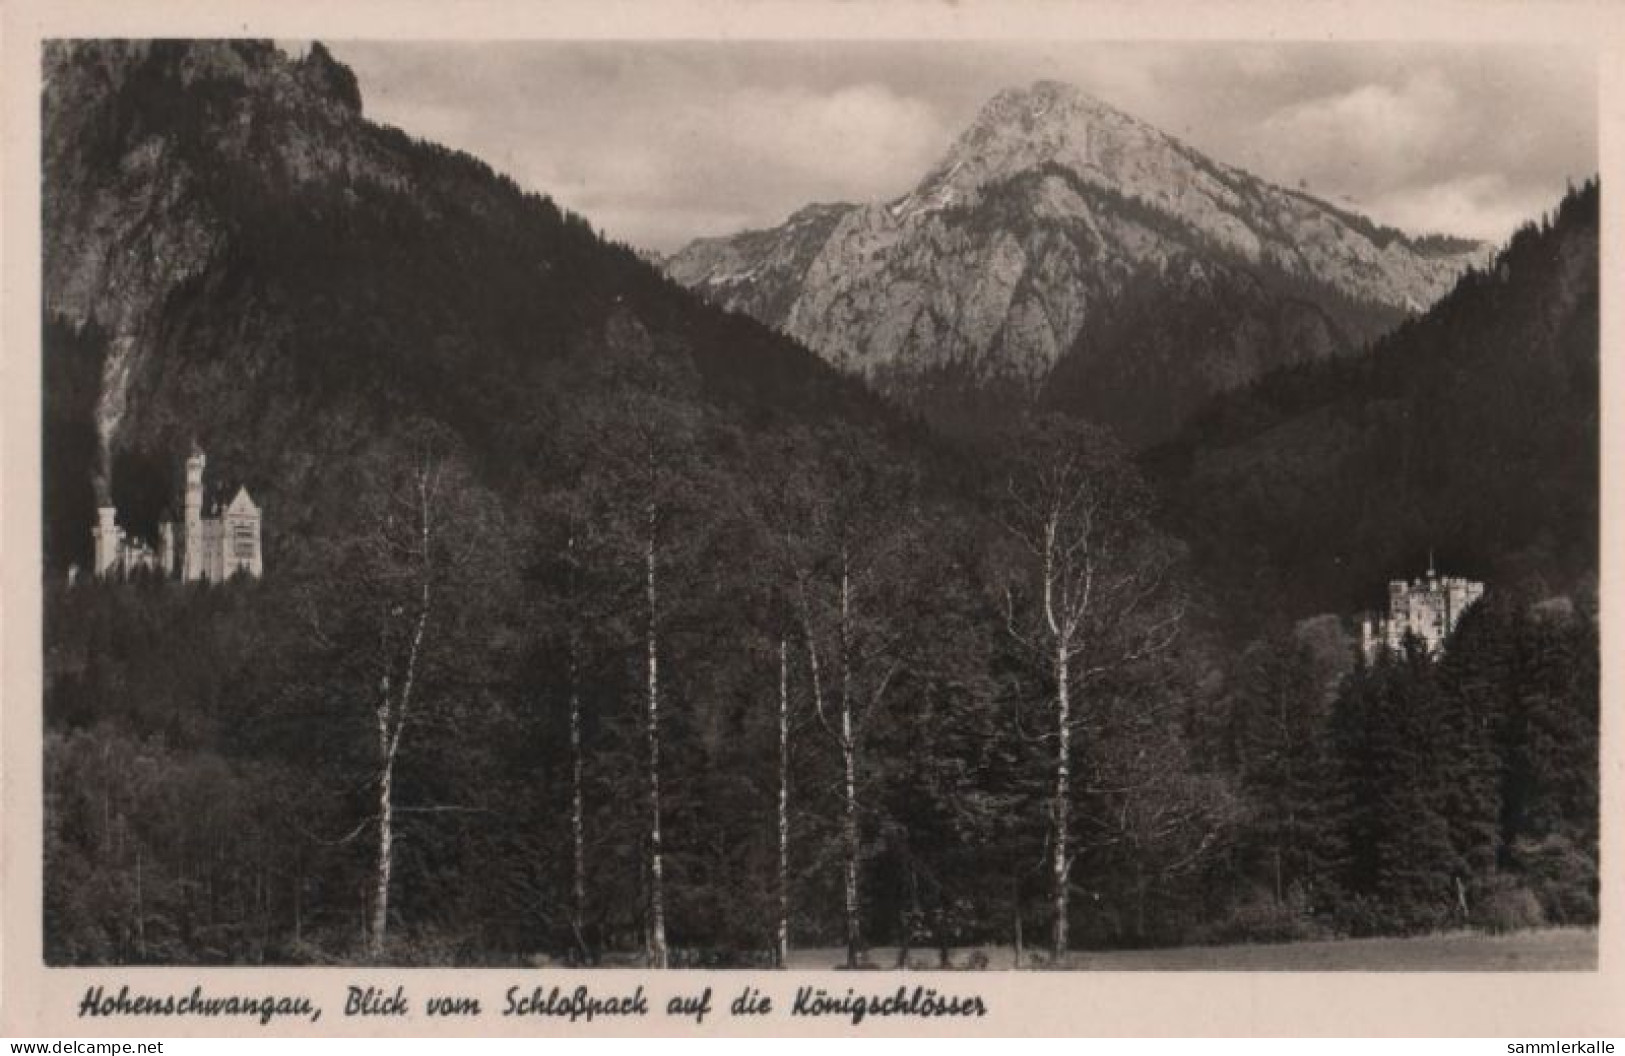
[
  {"xmin": 344, "ymin": 44, "xmax": 950, "ymax": 249},
  {"xmin": 1259, "ymin": 73, "xmax": 1462, "ymax": 187},
  {"xmin": 1364, "ymin": 174, "xmax": 1564, "ymax": 244},
  {"xmin": 333, "ymin": 41, "xmax": 1595, "ymax": 252},
  {"xmin": 702, "ymin": 83, "xmax": 947, "ymax": 202}
]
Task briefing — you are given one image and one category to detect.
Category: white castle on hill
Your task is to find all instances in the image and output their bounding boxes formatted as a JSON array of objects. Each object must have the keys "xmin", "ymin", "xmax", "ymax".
[
  {"xmin": 1360, "ymin": 556, "xmax": 1482, "ymax": 661},
  {"xmin": 92, "ymin": 447, "xmax": 263, "ymax": 582}
]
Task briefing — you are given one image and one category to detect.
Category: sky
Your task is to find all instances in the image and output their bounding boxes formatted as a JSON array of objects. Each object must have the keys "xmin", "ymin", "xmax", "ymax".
[{"xmin": 320, "ymin": 40, "xmax": 1596, "ymax": 254}]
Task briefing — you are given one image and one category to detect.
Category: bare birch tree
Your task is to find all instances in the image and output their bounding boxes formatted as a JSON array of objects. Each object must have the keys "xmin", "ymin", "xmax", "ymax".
[
  {"xmin": 562, "ymin": 309, "xmax": 711, "ymax": 969},
  {"xmin": 775, "ymin": 636, "xmax": 791, "ymax": 967},
  {"xmin": 301, "ymin": 423, "xmax": 506, "ymax": 961},
  {"xmin": 999, "ymin": 416, "xmax": 1183, "ymax": 962},
  {"xmin": 564, "ymin": 529, "xmax": 589, "ymax": 958},
  {"xmin": 754, "ymin": 425, "xmax": 913, "ymax": 969}
]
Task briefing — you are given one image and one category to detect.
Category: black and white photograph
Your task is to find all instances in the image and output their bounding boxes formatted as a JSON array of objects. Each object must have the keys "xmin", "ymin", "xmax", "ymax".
[{"xmin": 5, "ymin": 2, "xmax": 1621, "ymax": 1035}]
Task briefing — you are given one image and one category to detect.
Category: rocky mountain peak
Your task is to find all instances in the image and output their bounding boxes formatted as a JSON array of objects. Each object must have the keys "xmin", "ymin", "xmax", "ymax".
[
  {"xmin": 44, "ymin": 40, "xmax": 380, "ymax": 493},
  {"xmin": 893, "ymin": 79, "xmax": 1160, "ymax": 219},
  {"xmin": 954, "ymin": 79, "xmax": 1120, "ymax": 140},
  {"xmin": 44, "ymin": 39, "xmax": 363, "ymax": 137},
  {"xmin": 974, "ymin": 78, "xmax": 1116, "ymax": 129},
  {"xmin": 665, "ymin": 77, "xmax": 1493, "ymax": 444},
  {"xmin": 297, "ymin": 41, "xmax": 363, "ymax": 115}
]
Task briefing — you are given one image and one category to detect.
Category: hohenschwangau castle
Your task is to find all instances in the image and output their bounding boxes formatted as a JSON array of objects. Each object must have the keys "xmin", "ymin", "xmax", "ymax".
[
  {"xmin": 1360, "ymin": 558, "xmax": 1482, "ymax": 661},
  {"xmin": 92, "ymin": 448, "xmax": 263, "ymax": 581}
]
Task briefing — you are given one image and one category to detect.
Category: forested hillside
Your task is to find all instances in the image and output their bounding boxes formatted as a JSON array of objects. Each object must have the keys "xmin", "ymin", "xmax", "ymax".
[
  {"xmin": 41, "ymin": 41, "xmax": 1597, "ymax": 967},
  {"xmin": 1153, "ymin": 180, "xmax": 1599, "ymax": 634},
  {"xmin": 42, "ymin": 40, "xmax": 897, "ymax": 576}
]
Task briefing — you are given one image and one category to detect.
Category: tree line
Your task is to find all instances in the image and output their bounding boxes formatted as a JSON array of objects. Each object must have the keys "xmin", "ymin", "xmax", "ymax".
[{"xmin": 43, "ymin": 340, "xmax": 1597, "ymax": 966}]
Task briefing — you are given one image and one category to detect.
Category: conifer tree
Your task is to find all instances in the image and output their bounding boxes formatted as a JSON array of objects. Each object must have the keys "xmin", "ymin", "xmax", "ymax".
[
  {"xmin": 997, "ymin": 415, "xmax": 1184, "ymax": 959},
  {"xmin": 1228, "ymin": 634, "xmax": 1337, "ymax": 906}
]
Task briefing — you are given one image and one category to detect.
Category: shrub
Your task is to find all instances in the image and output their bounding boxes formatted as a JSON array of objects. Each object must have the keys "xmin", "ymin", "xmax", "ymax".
[
  {"xmin": 1508, "ymin": 835, "xmax": 1598, "ymax": 926},
  {"xmin": 1190, "ymin": 886, "xmax": 1329, "ymax": 946},
  {"xmin": 1472, "ymin": 879, "xmax": 1546, "ymax": 934}
]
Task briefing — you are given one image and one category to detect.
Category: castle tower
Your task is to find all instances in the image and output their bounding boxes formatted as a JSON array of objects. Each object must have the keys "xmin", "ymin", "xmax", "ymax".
[
  {"xmin": 159, "ymin": 522, "xmax": 176, "ymax": 577},
  {"xmin": 183, "ymin": 447, "xmax": 205, "ymax": 581},
  {"xmin": 92, "ymin": 506, "xmax": 120, "ymax": 578},
  {"xmin": 223, "ymin": 487, "xmax": 263, "ymax": 578},
  {"xmin": 1363, "ymin": 558, "xmax": 1485, "ymax": 661},
  {"xmin": 1385, "ymin": 579, "xmax": 1409, "ymax": 652}
]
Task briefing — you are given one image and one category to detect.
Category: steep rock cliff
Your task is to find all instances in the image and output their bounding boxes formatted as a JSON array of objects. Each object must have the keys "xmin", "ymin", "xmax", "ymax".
[{"xmin": 667, "ymin": 80, "xmax": 1489, "ymax": 443}]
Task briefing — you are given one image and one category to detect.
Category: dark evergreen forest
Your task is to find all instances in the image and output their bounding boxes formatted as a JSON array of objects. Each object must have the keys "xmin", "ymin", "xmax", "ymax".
[{"xmin": 40, "ymin": 41, "xmax": 1598, "ymax": 966}]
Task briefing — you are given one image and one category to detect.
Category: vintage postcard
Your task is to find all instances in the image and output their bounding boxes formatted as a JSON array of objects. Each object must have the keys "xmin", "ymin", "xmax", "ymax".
[{"xmin": 3, "ymin": 0, "xmax": 1623, "ymax": 1038}]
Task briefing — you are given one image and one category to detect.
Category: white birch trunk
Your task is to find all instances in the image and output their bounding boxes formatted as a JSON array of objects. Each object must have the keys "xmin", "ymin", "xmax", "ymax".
[
  {"xmin": 1040, "ymin": 510, "xmax": 1073, "ymax": 962},
  {"xmin": 839, "ymin": 552, "xmax": 860, "ymax": 969},
  {"xmin": 1052, "ymin": 642, "xmax": 1071, "ymax": 961},
  {"xmin": 367, "ymin": 463, "xmax": 434, "ymax": 961},
  {"xmin": 776, "ymin": 637, "xmax": 790, "ymax": 968},
  {"xmin": 370, "ymin": 746, "xmax": 393, "ymax": 958},
  {"xmin": 565, "ymin": 532, "xmax": 588, "ymax": 959},
  {"xmin": 644, "ymin": 499, "xmax": 668, "ymax": 969},
  {"xmin": 570, "ymin": 668, "xmax": 586, "ymax": 956}
]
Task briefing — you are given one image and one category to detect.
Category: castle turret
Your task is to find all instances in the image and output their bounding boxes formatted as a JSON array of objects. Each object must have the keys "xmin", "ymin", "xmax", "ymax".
[
  {"xmin": 223, "ymin": 486, "xmax": 263, "ymax": 578},
  {"xmin": 92, "ymin": 506, "xmax": 121, "ymax": 578},
  {"xmin": 183, "ymin": 447, "xmax": 205, "ymax": 581},
  {"xmin": 159, "ymin": 522, "xmax": 176, "ymax": 577},
  {"xmin": 1363, "ymin": 556, "xmax": 1484, "ymax": 661}
]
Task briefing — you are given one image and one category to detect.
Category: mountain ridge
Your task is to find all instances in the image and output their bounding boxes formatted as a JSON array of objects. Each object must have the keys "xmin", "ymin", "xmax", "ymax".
[
  {"xmin": 41, "ymin": 39, "xmax": 907, "ymax": 570},
  {"xmin": 1150, "ymin": 179, "xmax": 1598, "ymax": 632},
  {"xmin": 665, "ymin": 79, "xmax": 1491, "ymax": 443}
]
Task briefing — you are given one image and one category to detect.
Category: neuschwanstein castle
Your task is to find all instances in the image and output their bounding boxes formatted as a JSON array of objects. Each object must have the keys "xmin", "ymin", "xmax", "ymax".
[
  {"xmin": 1360, "ymin": 557, "xmax": 1483, "ymax": 661},
  {"xmin": 92, "ymin": 448, "xmax": 263, "ymax": 581}
]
